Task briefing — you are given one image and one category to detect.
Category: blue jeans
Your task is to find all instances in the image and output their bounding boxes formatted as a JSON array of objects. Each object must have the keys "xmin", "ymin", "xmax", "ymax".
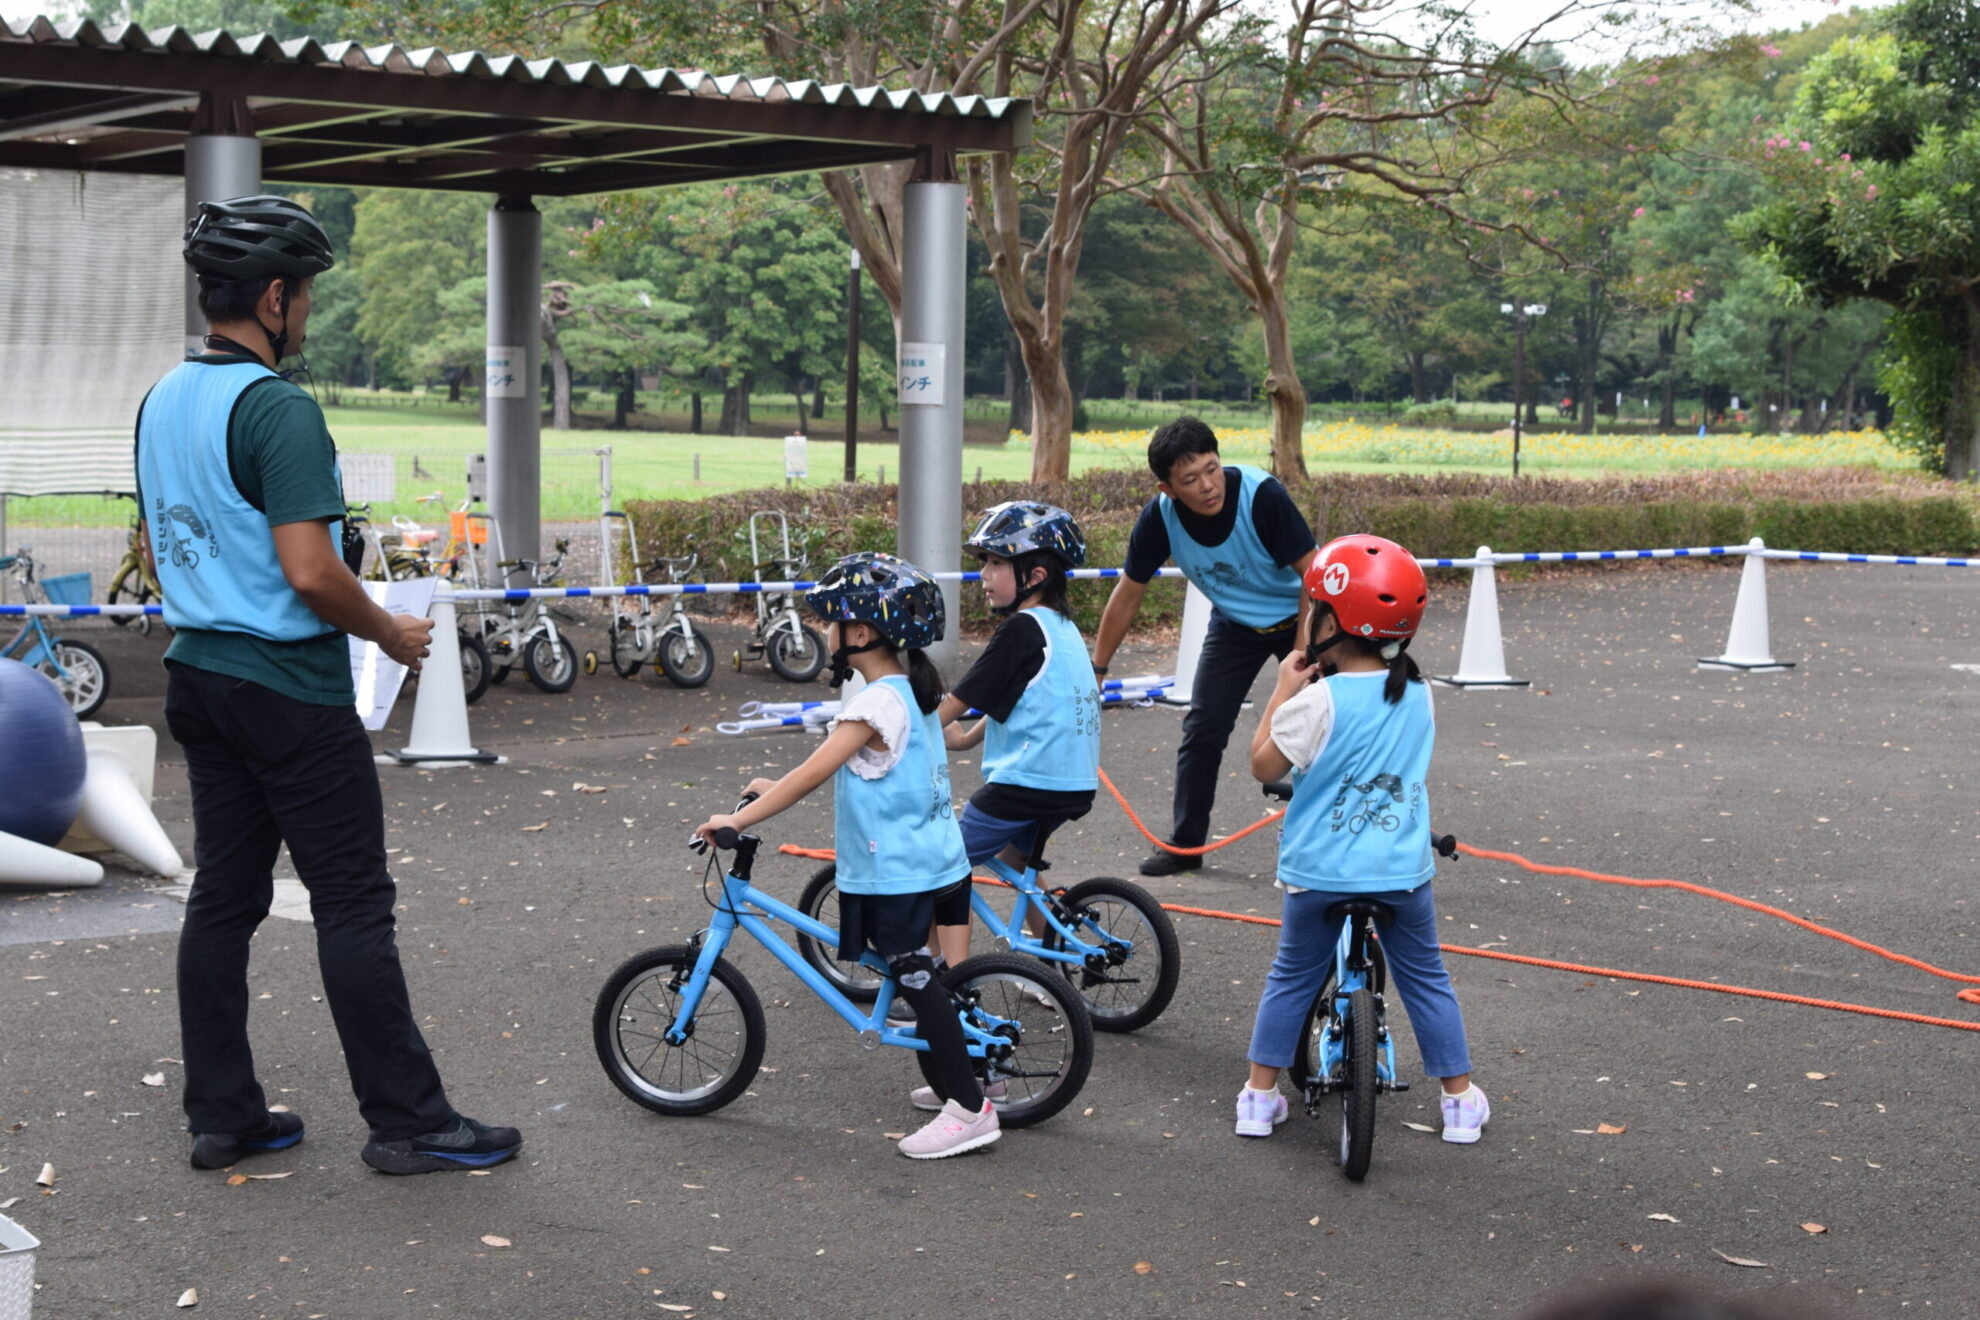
[
  {"xmin": 959, "ymin": 803, "xmax": 1041, "ymax": 865},
  {"xmin": 1247, "ymin": 882, "xmax": 1472, "ymax": 1079}
]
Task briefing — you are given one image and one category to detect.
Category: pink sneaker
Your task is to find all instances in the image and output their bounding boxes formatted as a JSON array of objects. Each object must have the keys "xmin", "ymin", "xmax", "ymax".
[
  {"xmin": 1440, "ymin": 1085, "xmax": 1489, "ymax": 1144},
  {"xmin": 1233, "ymin": 1087, "xmax": 1288, "ymax": 1137},
  {"xmin": 897, "ymin": 1098, "xmax": 1001, "ymax": 1160},
  {"xmin": 909, "ymin": 1080, "xmax": 1007, "ymax": 1112}
]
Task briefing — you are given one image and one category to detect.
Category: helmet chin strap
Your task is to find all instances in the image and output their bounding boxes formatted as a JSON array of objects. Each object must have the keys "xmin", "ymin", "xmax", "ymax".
[
  {"xmin": 826, "ymin": 635, "xmax": 887, "ymax": 689},
  {"xmin": 259, "ymin": 284, "xmax": 293, "ymax": 364}
]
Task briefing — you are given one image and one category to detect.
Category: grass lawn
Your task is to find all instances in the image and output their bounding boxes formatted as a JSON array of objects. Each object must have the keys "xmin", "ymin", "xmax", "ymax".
[{"xmin": 5, "ymin": 398, "xmax": 1925, "ymax": 528}]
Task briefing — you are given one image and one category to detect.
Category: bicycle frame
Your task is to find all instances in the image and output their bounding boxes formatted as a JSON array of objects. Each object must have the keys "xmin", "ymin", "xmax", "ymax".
[
  {"xmin": 1306, "ymin": 913, "xmax": 1401, "ymax": 1101},
  {"xmin": 669, "ymin": 861, "xmax": 1012, "ymax": 1062},
  {"xmin": 973, "ymin": 856, "xmax": 1132, "ymax": 970},
  {"xmin": 1, "ymin": 555, "xmax": 78, "ymax": 678}
]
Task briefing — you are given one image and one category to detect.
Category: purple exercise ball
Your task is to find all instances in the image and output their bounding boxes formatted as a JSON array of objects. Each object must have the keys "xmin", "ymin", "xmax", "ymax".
[{"xmin": 0, "ymin": 657, "xmax": 87, "ymax": 847}]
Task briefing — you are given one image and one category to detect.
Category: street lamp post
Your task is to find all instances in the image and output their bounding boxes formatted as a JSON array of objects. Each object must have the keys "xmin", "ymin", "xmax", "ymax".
[
  {"xmin": 1500, "ymin": 301, "xmax": 1546, "ymax": 477},
  {"xmin": 844, "ymin": 247, "xmax": 862, "ymax": 483}
]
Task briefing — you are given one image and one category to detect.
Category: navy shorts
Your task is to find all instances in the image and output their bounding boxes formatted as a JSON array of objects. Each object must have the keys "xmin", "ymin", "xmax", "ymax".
[{"xmin": 836, "ymin": 877, "xmax": 971, "ymax": 961}]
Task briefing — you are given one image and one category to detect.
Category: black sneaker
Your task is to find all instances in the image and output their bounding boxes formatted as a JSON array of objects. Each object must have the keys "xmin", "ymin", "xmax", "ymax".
[
  {"xmin": 189, "ymin": 1110, "xmax": 304, "ymax": 1170},
  {"xmin": 361, "ymin": 1115, "xmax": 523, "ymax": 1175},
  {"xmin": 1139, "ymin": 847, "xmax": 1203, "ymax": 877}
]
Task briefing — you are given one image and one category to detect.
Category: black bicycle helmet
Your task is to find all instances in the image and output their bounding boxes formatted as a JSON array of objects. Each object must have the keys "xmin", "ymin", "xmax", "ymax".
[
  {"xmin": 804, "ymin": 552, "xmax": 945, "ymax": 650},
  {"xmin": 965, "ymin": 500, "xmax": 1088, "ymax": 568},
  {"xmin": 183, "ymin": 195, "xmax": 336, "ymax": 282}
]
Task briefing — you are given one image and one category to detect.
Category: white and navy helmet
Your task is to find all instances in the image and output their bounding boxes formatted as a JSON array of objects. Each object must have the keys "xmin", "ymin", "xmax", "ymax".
[
  {"xmin": 804, "ymin": 552, "xmax": 945, "ymax": 650},
  {"xmin": 964, "ymin": 501, "xmax": 1087, "ymax": 569}
]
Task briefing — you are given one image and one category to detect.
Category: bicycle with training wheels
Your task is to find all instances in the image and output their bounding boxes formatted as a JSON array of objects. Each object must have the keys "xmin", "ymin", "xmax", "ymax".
[
  {"xmin": 2, "ymin": 547, "xmax": 110, "ymax": 718},
  {"xmin": 593, "ymin": 799, "xmax": 1094, "ymax": 1126},
  {"xmin": 104, "ymin": 499, "xmax": 164, "ymax": 637},
  {"xmin": 1263, "ymin": 779, "xmax": 1458, "ymax": 1182},
  {"xmin": 582, "ymin": 511, "xmax": 715, "ymax": 688},
  {"xmin": 793, "ymin": 826, "xmax": 1182, "ymax": 1033},
  {"xmin": 475, "ymin": 537, "xmax": 577, "ymax": 694},
  {"xmin": 732, "ymin": 511, "xmax": 825, "ymax": 683}
]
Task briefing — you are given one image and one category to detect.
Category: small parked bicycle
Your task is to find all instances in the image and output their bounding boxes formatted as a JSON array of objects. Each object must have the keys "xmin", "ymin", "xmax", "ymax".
[
  {"xmin": 1264, "ymin": 779, "xmax": 1459, "ymax": 1182},
  {"xmin": 104, "ymin": 501, "xmax": 164, "ymax": 637},
  {"xmin": 794, "ymin": 826, "xmax": 1181, "ymax": 1033},
  {"xmin": 732, "ymin": 511, "xmax": 824, "ymax": 683},
  {"xmin": 582, "ymin": 511, "xmax": 715, "ymax": 688},
  {"xmin": 2, "ymin": 547, "xmax": 110, "ymax": 718},
  {"xmin": 594, "ymin": 801, "xmax": 1093, "ymax": 1127},
  {"xmin": 476, "ymin": 537, "xmax": 577, "ymax": 694}
]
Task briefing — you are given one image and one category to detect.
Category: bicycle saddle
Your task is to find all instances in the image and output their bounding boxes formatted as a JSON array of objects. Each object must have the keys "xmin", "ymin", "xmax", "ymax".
[{"xmin": 1262, "ymin": 780, "xmax": 1293, "ymax": 802}]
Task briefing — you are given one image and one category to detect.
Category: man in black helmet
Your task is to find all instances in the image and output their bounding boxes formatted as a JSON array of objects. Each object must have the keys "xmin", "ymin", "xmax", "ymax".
[{"xmin": 137, "ymin": 195, "xmax": 521, "ymax": 1175}]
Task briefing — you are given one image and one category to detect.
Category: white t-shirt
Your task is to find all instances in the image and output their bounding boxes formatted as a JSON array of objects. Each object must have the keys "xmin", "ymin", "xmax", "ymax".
[{"xmin": 827, "ymin": 679, "xmax": 911, "ymax": 780}]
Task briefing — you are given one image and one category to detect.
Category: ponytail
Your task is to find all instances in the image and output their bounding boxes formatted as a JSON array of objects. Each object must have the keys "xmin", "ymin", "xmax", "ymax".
[
  {"xmin": 1381, "ymin": 641, "xmax": 1423, "ymax": 704},
  {"xmin": 904, "ymin": 646, "xmax": 944, "ymax": 714}
]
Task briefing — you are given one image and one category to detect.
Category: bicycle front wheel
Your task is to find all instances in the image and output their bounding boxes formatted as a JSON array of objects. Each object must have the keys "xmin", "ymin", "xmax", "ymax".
[
  {"xmin": 458, "ymin": 631, "xmax": 491, "ymax": 706},
  {"xmin": 795, "ymin": 864, "xmax": 883, "ymax": 1002},
  {"xmin": 920, "ymin": 953, "xmax": 1092, "ymax": 1130},
  {"xmin": 1053, "ymin": 877, "xmax": 1181, "ymax": 1033},
  {"xmin": 594, "ymin": 946, "xmax": 765, "ymax": 1116},
  {"xmin": 1339, "ymin": 986, "xmax": 1378, "ymax": 1181},
  {"xmin": 38, "ymin": 638, "xmax": 109, "ymax": 718},
  {"xmin": 767, "ymin": 623, "xmax": 825, "ymax": 683},
  {"xmin": 658, "ymin": 624, "xmax": 716, "ymax": 689},
  {"xmin": 524, "ymin": 633, "xmax": 577, "ymax": 693}
]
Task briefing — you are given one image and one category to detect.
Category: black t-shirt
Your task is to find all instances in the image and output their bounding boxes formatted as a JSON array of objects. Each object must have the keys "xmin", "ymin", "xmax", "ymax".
[
  {"xmin": 951, "ymin": 612, "xmax": 1096, "ymax": 826},
  {"xmin": 1122, "ymin": 466, "xmax": 1316, "ymax": 584}
]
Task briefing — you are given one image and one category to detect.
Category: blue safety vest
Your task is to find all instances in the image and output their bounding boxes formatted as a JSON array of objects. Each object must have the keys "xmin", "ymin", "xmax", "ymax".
[
  {"xmin": 135, "ymin": 360, "xmax": 338, "ymax": 642},
  {"xmin": 1157, "ymin": 463, "xmax": 1304, "ymax": 628},
  {"xmin": 833, "ymin": 676, "xmax": 971, "ymax": 896},
  {"xmin": 981, "ymin": 608, "xmax": 1101, "ymax": 792},
  {"xmin": 1278, "ymin": 672, "xmax": 1436, "ymax": 892}
]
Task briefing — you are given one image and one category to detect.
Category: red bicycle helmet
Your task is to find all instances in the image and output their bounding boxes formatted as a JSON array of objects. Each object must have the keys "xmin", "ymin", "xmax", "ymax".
[{"xmin": 1303, "ymin": 534, "xmax": 1426, "ymax": 641}]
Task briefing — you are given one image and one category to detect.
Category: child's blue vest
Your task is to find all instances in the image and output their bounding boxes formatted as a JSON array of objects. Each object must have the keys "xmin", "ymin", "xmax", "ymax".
[
  {"xmin": 135, "ymin": 360, "xmax": 338, "ymax": 642},
  {"xmin": 1158, "ymin": 463, "xmax": 1303, "ymax": 628},
  {"xmin": 1279, "ymin": 672, "xmax": 1436, "ymax": 893},
  {"xmin": 981, "ymin": 607, "xmax": 1101, "ymax": 792},
  {"xmin": 833, "ymin": 675, "xmax": 971, "ymax": 896}
]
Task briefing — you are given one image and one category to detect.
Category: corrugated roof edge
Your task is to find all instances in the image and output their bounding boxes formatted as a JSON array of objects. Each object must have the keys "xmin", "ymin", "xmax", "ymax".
[{"xmin": 0, "ymin": 14, "xmax": 1025, "ymax": 123}]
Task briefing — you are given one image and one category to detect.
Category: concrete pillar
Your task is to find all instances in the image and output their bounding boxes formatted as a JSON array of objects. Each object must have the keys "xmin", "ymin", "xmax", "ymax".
[
  {"xmin": 183, "ymin": 94, "xmax": 260, "ymax": 354},
  {"xmin": 486, "ymin": 195, "xmax": 542, "ymax": 583},
  {"xmin": 896, "ymin": 153, "xmax": 967, "ymax": 668}
]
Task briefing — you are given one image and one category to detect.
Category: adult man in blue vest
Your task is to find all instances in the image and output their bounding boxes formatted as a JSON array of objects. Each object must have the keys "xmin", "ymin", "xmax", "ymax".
[
  {"xmin": 1090, "ymin": 418, "xmax": 1317, "ymax": 875},
  {"xmin": 137, "ymin": 195, "xmax": 520, "ymax": 1175}
]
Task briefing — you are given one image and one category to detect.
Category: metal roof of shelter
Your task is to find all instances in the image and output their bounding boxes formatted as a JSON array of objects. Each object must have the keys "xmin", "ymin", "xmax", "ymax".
[{"xmin": 0, "ymin": 16, "xmax": 1031, "ymax": 195}]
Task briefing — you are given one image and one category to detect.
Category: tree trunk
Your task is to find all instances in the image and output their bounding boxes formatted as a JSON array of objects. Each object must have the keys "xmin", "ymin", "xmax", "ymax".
[
  {"xmin": 1948, "ymin": 296, "xmax": 1980, "ymax": 481},
  {"xmin": 1005, "ymin": 331, "xmax": 1030, "ymax": 434},
  {"xmin": 1578, "ymin": 276, "xmax": 1602, "ymax": 436},
  {"xmin": 447, "ymin": 372, "xmax": 462, "ymax": 404},
  {"xmin": 690, "ymin": 391, "xmax": 702, "ymax": 434},
  {"xmin": 1022, "ymin": 337, "xmax": 1076, "ymax": 484},
  {"xmin": 1406, "ymin": 351, "xmax": 1430, "ymax": 405},
  {"xmin": 613, "ymin": 368, "xmax": 635, "ymax": 429},
  {"xmin": 718, "ymin": 379, "xmax": 745, "ymax": 436},
  {"xmin": 795, "ymin": 386, "xmax": 809, "ymax": 436},
  {"xmin": 1656, "ymin": 311, "xmax": 1684, "ymax": 430},
  {"xmin": 548, "ymin": 338, "xmax": 572, "ymax": 431},
  {"xmin": 813, "ymin": 380, "xmax": 826, "ymax": 420},
  {"xmin": 1260, "ymin": 289, "xmax": 1309, "ymax": 481}
]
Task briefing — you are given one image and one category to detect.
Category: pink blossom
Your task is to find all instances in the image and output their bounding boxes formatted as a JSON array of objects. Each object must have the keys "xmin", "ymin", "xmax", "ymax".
[
  {"xmin": 1677, "ymin": 288, "xmax": 1695, "ymax": 302},
  {"xmin": 1760, "ymin": 43, "xmax": 1782, "ymax": 58},
  {"xmin": 1632, "ymin": 206, "xmax": 1646, "ymax": 218},
  {"xmin": 1867, "ymin": 184, "xmax": 1879, "ymax": 199},
  {"xmin": 1799, "ymin": 141, "xmax": 1812, "ymax": 151},
  {"xmin": 1645, "ymin": 74, "xmax": 1661, "ymax": 86},
  {"xmin": 1839, "ymin": 153, "xmax": 1851, "ymax": 161}
]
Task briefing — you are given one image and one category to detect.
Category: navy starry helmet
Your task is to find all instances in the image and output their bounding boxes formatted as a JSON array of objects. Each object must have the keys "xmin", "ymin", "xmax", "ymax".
[
  {"xmin": 964, "ymin": 500, "xmax": 1088, "ymax": 568},
  {"xmin": 804, "ymin": 552, "xmax": 946, "ymax": 650}
]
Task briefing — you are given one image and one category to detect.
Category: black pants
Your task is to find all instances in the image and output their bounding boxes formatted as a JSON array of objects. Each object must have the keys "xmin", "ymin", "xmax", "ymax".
[
  {"xmin": 164, "ymin": 662, "xmax": 453, "ymax": 1141},
  {"xmin": 1172, "ymin": 610, "xmax": 1297, "ymax": 848}
]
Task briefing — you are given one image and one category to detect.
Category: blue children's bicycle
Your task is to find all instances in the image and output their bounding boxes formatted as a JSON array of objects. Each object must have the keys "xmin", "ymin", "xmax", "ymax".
[
  {"xmin": 593, "ymin": 804, "xmax": 1094, "ymax": 1126},
  {"xmin": 793, "ymin": 830, "xmax": 1181, "ymax": 1032},
  {"xmin": 1263, "ymin": 781, "xmax": 1459, "ymax": 1181},
  {"xmin": 2, "ymin": 548, "xmax": 110, "ymax": 718}
]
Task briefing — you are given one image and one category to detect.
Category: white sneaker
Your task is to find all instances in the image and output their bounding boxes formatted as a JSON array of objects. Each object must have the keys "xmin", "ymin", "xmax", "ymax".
[
  {"xmin": 910, "ymin": 1079, "xmax": 1007, "ymax": 1112},
  {"xmin": 1440, "ymin": 1085, "xmax": 1490, "ymax": 1144},
  {"xmin": 1233, "ymin": 1086, "xmax": 1288, "ymax": 1137},
  {"xmin": 897, "ymin": 1099, "xmax": 1001, "ymax": 1159}
]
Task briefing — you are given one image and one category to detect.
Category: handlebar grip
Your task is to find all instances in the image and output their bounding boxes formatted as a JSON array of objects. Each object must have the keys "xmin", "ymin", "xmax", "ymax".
[
  {"xmin": 712, "ymin": 826, "xmax": 741, "ymax": 851},
  {"xmin": 1433, "ymin": 833, "xmax": 1458, "ymax": 859}
]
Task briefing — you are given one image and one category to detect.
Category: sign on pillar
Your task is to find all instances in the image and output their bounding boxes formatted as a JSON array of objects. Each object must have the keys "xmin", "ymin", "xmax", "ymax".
[
  {"xmin": 486, "ymin": 346, "xmax": 526, "ymax": 399},
  {"xmin": 898, "ymin": 343, "xmax": 946, "ymax": 407}
]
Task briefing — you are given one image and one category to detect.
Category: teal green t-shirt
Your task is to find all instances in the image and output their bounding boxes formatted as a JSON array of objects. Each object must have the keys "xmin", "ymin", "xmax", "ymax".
[{"xmin": 137, "ymin": 354, "xmax": 354, "ymax": 706}]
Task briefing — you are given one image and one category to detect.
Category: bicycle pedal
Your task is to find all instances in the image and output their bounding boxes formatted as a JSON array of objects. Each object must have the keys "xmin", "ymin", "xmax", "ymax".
[{"xmin": 1390, "ymin": 1080, "xmax": 1411, "ymax": 1093}]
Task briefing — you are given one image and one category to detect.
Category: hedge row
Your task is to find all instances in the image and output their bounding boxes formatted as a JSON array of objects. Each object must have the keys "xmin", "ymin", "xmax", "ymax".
[{"xmin": 622, "ymin": 467, "xmax": 1978, "ymax": 634}]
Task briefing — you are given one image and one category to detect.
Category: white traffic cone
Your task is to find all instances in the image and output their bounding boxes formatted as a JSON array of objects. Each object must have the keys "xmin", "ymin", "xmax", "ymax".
[
  {"xmin": 389, "ymin": 580, "xmax": 503, "ymax": 766},
  {"xmin": 0, "ymin": 829, "xmax": 104, "ymax": 888},
  {"xmin": 73, "ymin": 746, "xmax": 183, "ymax": 877},
  {"xmin": 1433, "ymin": 547, "xmax": 1530, "ymax": 688},
  {"xmin": 1163, "ymin": 581, "xmax": 1214, "ymax": 706},
  {"xmin": 1700, "ymin": 538, "xmax": 1793, "ymax": 672}
]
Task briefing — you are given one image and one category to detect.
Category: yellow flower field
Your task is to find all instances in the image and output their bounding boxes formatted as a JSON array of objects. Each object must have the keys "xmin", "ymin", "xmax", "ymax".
[{"xmin": 1056, "ymin": 422, "xmax": 1912, "ymax": 474}]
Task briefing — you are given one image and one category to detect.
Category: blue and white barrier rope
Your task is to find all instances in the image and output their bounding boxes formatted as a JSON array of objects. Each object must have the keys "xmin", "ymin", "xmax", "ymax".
[
  {"xmin": 716, "ymin": 683, "xmax": 1175, "ymax": 735},
  {"xmin": 6, "ymin": 545, "xmax": 1978, "ymax": 617}
]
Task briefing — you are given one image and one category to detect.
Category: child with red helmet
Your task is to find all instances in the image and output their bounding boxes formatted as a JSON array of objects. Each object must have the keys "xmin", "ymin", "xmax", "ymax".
[{"xmin": 1232, "ymin": 534, "xmax": 1488, "ymax": 1145}]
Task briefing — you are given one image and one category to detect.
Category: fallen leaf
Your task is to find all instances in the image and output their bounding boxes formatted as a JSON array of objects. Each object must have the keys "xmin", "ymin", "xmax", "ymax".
[
  {"xmin": 1400, "ymin": 1121, "xmax": 1436, "ymax": 1133},
  {"xmin": 1647, "ymin": 1213, "xmax": 1680, "ymax": 1223},
  {"xmin": 480, "ymin": 1235, "xmax": 511, "ymax": 1248},
  {"xmin": 1597, "ymin": 1123, "xmax": 1628, "ymax": 1135},
  {"xmin": 1801, "ymin": 1223, "xmax": 1827, "ymax": 1234},
  {"xmin": 35, "ymin": 1164, "xmax": 54, "ymax": 1188},
  {"xmin": 1805, "ymin": 1072, "xmax": 1829, "ymax": 1081},
  {"xmin": 268, "ymin": 1104, "xmax": 290, "ymax": 1113},
  {"xmin": 246, "ymin": 1172, "xmax": 293, "ymax": 1180},
  {"xmin": 672, "ymin": 737, "xmax": 693, "ymax": 747},
  {"xmin": 657, "ymin": 1306, "xmax": 693, "ymax": 1313},
  {"xmin": 1713, "ymin": 1249, "xmax": 1770, "ymax": 1269},
  {"xmin": 1308, "ymin": 1216, "xmax": 1321, "ymax": 1227},
  {"xmin": 882, "ymin": 1132, "xmax": 906, "ymax": 1140},
  {"xmin": 177, "ymin": 1288, "xmax": 199, "ymax": 1308},
  {"xmin": 0, "ymin": 1198, "xmax": 16, "ymax": 1210},
  {"xmin": 521, "ymin": 823, "xmax": 548, "ymax": 833},
  {"xmin": 1133, "ymin": 1262, "xmax": 1154, "ymax": 1275},
  {"xmin": 708, "ymin": 1245, "xmax": 731, "ymax": 1253},
  {"xmin": 142, "ymin": 1072, "xmax": 165, "ymax": 1088},
  {"xmin": 226, "ymin": 1175, "xmax": 249, "ymax": 1186}
]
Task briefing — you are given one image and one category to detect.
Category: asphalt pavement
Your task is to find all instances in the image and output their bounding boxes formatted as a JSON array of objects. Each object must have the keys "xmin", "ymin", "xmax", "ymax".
[{"xmin": 2, "ymin": 560, "xmax": 1976, "ymax": 1320}]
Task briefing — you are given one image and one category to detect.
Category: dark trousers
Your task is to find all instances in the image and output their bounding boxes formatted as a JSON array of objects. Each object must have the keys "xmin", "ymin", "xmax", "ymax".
[
  {"xmin": 164, "ymin": 662, "xmax": 453, "ymax": 1141},
  {"xmin": 1172, "ymin": 610, "xmax": 1297, "ymax": 848}
]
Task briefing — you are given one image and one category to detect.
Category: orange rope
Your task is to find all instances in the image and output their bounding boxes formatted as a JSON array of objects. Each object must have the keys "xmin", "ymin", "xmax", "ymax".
[{"xmin": 1097, "ymin": 767, "xmax": 1285, "ymax": 855}]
